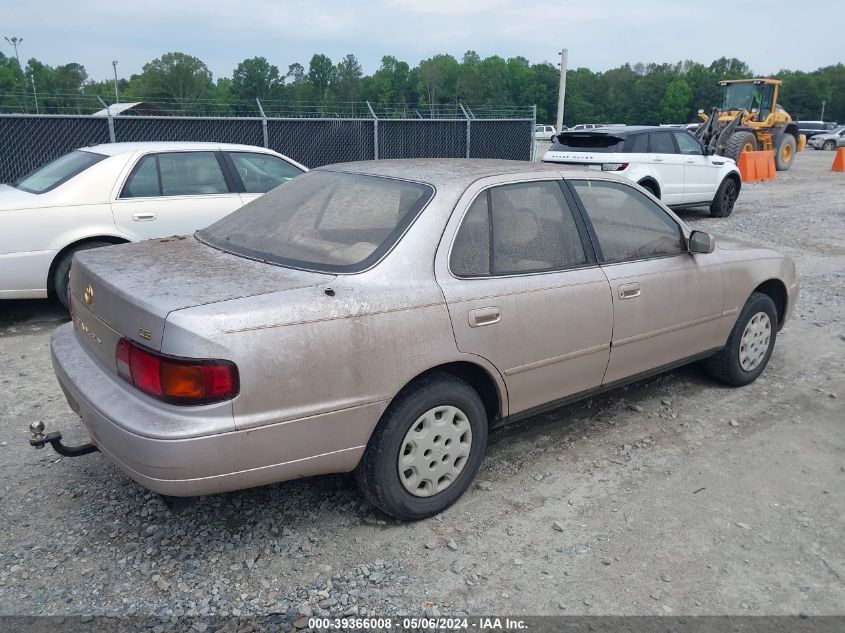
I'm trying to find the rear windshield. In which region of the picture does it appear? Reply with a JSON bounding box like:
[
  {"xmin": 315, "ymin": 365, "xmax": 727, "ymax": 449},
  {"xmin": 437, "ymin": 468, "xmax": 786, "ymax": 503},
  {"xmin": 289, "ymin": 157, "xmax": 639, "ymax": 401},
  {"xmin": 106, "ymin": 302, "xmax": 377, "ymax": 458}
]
[
  {"xmin": 197, "ymin": 171, "xmax": 434, "ymax": 273},
  {"xmin": 551, "ymin": 133, "xmax": 625, "ymax": 153},
  {"xmin": 14, "ymin": 150, "xmax": 106, "ymax": 194}
]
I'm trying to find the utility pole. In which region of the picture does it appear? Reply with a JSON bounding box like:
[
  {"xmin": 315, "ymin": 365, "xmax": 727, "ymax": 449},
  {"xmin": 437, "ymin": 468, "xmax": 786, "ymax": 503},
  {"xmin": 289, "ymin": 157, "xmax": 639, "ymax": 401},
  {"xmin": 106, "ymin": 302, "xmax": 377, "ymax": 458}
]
[
  {"xmin": 112, "ymin": 60, "xmax": 119, "ymax": 104},
  {"xmin": 556, "ymin": 48, "xmax": 568, "ymax": 132},
  {"xmin": 30, "ymin": 74, "xmax": 38, "ymax": 114},
  {"xmin": 821, "ymin": 100, "xmax": 827, "ymax": 121}
]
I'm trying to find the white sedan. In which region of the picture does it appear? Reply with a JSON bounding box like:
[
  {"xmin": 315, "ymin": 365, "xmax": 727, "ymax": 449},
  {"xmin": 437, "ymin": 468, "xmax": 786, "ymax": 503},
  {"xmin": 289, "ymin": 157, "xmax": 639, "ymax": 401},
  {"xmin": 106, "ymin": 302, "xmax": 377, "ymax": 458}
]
[{"xmin": 0, "ymin": 142, "xmax": 306, "ymax": 305}]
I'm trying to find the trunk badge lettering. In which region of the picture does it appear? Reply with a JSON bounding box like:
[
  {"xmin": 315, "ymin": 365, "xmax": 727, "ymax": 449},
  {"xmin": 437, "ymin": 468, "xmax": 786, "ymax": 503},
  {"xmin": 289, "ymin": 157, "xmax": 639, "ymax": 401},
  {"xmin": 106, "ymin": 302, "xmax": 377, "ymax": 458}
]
[
  {"xmin": 84, "ymin": 284, "xmax": 94, "ymax": 304},
  {"xmin": 73, "ymin": 316, "xmax": 102, "ymax": 345},
  {"xmin": 139, "ymin": 329, "xmax": 152, "ymax": 340}
]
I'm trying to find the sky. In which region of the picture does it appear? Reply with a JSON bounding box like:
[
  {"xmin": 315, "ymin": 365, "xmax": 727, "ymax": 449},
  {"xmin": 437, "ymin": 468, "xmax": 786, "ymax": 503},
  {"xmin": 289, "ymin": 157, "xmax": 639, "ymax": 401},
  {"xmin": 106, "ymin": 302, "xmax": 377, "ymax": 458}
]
[{"xmin": 3, "ymin": 0, "xmax": 843, "ymax": 82}]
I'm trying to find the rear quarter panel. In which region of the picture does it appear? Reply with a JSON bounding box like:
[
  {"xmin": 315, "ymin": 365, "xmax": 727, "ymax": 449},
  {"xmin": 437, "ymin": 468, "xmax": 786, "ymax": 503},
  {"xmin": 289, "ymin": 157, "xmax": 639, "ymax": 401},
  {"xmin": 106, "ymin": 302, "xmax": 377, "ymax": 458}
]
[{"xmin": 161, "ymin": 276, "xmax": 474, "ymax": 462}]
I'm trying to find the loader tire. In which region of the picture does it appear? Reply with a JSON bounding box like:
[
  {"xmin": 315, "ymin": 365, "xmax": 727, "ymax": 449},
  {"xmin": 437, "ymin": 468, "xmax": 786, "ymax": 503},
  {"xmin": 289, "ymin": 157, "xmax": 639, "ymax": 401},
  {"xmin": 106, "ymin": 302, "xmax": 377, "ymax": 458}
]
[
  {"xmin": 774, "ymin": 134, "xmax": 796, "ymax": 171},
  {"xmin": 724, "ymin": 131, "xmax": 758, "ymax": 162}
]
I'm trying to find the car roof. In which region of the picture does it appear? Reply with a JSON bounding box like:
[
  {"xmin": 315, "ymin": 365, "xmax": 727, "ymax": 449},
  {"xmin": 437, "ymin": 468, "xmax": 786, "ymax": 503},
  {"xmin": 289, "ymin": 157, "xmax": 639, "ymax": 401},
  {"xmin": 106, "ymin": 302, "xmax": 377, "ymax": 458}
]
[
  {"xmin": 559, "ymin": 125, "xmax": 666, "ymax": 138},
  {"xmin": 316, "ymin": 158, "xmax": 587, "ymax": 189},
  {"xmin": 80, "ymin": 142, "xmax": 278, "ymax": 156}
]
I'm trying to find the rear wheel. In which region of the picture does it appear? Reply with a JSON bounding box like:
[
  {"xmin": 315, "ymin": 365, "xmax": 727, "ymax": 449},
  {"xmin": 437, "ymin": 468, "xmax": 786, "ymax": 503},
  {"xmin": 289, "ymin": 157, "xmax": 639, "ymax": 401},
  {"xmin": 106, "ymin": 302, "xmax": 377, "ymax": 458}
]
[
  {"xmin": 774, "ymin": 134, "xmax": 796, "ymax": 171},
  {"xmin": 638, "ymin": 180, "xmax": 659, "ymax": 198},
  {"xmin": 355, "ymin": 372, "xmax": 488, "ymax": 521},
  {"xmin": 724, "ymin": 131, "xmax": 758, "ymax": 162},
  {"xmin": 52, "ymin": 242, "xmax": 114, "ymax": 308},
  {"xmin": 709, "ymin": 176, "xmax": 739, "ymax": 218},
  {"xmin": 704, "ymin": 292, "xmax": 777, "ymax": 386},
  {"xmin": 823, "ymin": 140, "xmax": 836, "ymax": 151}
]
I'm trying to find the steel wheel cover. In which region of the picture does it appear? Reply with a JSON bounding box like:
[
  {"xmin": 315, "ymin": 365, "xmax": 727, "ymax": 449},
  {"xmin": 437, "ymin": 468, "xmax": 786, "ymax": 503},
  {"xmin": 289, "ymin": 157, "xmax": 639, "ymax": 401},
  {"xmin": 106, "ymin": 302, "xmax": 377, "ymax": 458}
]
[
  {"xmin": 739, "ymin": 312, "xmax": 771, "ymax": 371},
  {"xmin": 398, "ymin": 405, "xmax": 472, "ymax": 497}
]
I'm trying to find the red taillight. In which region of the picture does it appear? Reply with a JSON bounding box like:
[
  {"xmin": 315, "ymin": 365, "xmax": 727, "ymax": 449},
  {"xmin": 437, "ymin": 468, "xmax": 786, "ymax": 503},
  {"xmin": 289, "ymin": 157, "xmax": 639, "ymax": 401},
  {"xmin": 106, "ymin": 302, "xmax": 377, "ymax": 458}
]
[{"xmin": 115, "ymin": 338, "xmax": 239, "ymax": 405}]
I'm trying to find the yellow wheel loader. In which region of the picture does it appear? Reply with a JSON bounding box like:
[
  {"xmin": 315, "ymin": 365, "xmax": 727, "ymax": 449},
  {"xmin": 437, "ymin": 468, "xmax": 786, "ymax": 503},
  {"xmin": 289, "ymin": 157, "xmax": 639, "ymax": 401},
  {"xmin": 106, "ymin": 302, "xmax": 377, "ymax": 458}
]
[{"xmin": 695, "ymin": 78, "xmax": 806, "ymax": 171}]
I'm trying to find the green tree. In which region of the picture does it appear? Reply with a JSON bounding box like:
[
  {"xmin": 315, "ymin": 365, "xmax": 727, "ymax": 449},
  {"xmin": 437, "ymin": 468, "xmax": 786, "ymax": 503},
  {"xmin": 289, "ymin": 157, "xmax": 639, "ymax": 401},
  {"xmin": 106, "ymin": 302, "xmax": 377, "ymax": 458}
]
[
  {"xmin": 231, "ymin": 56, "xmax": 281, "ymax": 103},
  {"xmin": 128, "ymin": 52, "xmax": 214, "ymax": 110},
  {"xmin": 334, "ymin": 53, "xmax": 363, "ymax": 107},
  {"xmin": 659, "ymin": 78, "xmax": 693, "ymax": 123},
  {"xmin": 307, "ymin": 54, "xmax": 334, "ymax": 104}
]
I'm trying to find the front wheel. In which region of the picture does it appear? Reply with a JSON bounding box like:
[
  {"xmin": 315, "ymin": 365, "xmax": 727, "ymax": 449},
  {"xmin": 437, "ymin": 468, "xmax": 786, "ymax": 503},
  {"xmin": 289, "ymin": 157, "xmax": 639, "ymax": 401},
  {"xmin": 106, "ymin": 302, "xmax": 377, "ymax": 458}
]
[
  {"xmin": 703, "ymin": 292, "xmax": 777, "ymax": 386},
  {"xmin": 355, "ymin": 372, "xmax": 488, "ymax": 521},
  {"xmin": 774, "ymin": 134, "xmax": 796, "ymax": 171},
  {"xmin": 823, "ymin": 140, "xmax": 836, "ymax": 151},
  {"xmin": 709, "ymin": 177, "xmax": 739, "ymax": 218}
]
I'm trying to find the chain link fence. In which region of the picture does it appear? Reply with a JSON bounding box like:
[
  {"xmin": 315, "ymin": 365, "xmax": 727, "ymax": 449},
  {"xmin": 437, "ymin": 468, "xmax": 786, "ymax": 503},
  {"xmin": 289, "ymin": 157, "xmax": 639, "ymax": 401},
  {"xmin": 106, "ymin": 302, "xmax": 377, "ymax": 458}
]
[{"xmin": 0, "ymin": 104, "xmax": 535, "ymax": 184}]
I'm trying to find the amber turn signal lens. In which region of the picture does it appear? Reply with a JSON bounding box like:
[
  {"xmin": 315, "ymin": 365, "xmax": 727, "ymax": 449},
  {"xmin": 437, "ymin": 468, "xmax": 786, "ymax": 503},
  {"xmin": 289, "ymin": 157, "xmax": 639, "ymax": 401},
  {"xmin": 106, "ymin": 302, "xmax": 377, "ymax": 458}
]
[{"xmin": 161, "ymin": 363, "xmax": 205, "ymax": 398}]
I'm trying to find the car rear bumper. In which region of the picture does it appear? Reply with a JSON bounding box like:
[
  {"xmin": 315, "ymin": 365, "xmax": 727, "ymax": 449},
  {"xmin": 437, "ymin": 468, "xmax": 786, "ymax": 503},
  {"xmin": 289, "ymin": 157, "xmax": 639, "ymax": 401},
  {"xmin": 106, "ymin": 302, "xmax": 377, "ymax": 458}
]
[{"xmin": 51, "ymin": 323, "xmax": 371, "ymax": 497}]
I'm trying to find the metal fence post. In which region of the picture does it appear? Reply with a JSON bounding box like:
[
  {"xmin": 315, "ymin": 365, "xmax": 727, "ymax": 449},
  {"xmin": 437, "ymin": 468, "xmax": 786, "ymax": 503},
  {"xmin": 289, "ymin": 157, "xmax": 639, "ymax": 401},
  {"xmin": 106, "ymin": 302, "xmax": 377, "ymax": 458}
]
[
  {"xmin": 366, "ymin": 101, "xmax": 378, "ymax": 160},
  {"xmin": 459, "ymin": 103, "xmax": 471, "ymax": 158},
  {"xmin": 256, "ymin": 98, "xmax": 269, "ymax": 148},
  {"xmin": 97, "ymin": 96, "xmax": 116, "ymax": 143},
  {"xmin": 531, "ymin": 104, "xmax": 537, "ymax": 162}
]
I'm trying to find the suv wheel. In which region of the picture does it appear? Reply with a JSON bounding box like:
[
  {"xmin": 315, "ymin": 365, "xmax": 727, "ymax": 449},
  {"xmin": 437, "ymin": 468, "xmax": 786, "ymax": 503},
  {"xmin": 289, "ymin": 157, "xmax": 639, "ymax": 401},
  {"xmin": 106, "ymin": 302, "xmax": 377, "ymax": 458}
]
[
  {"xmin": 638, "ymin": 181, "xmax": 659, "ymax": 198},
  {"xmin": 355, "ymin": 372, "xmax": 488, "ymax": 521},
  {"xmin": 703, "ymin": 292, "xmax": 777, "ymax": 386},
  {"xmin": 709, "ymin": 177, "xmax": 738, "ymax": 218}
]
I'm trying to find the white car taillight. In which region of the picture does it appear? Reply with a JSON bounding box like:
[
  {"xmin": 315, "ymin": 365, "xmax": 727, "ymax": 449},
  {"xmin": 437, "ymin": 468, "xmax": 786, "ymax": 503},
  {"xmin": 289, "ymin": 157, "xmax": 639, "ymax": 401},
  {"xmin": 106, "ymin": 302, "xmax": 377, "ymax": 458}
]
[{"xmin": 601, "ymin": 163, "xmax": 629, "ymax": 171}]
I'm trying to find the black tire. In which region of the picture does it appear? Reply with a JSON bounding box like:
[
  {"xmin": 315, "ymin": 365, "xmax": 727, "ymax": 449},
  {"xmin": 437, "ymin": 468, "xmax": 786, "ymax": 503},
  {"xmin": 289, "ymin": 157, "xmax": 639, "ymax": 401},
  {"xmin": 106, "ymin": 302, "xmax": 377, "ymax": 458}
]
[
  {"xmin": 52, "ymin": 241, "xmax": 114, "ymax": 308},
  {"xmin": 774, "ymin": 134, "xmax": 797, "ymax": 171},
  {"xmin": 638, "ymin": 180, "xmax": 659, "ymax": 198},
  {"xmin": 709, "ymin": 176, "xmax": 739, "ymax": 218},
  {"xmin": 355, "ymin": 372, "xmax": 489, "ymax": 521},
  {"xmin": 823, "ymin": 140, "xmax": 836, "ymax": 151},
  {"xmin": 704, "ymin": 292, "xmax": 778, "ymax": 387},
  {"xmin": 724, "ymin": 131, "xmax": 758, "ymax": 162}
]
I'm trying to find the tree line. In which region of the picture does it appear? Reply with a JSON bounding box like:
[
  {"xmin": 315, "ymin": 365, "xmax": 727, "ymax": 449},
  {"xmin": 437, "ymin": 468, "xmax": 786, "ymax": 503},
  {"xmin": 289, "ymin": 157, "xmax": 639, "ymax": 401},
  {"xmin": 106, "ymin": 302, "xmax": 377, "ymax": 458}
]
[{"xmin": 1, "ymin": 50, "xmax": 843, "ymax": 124}]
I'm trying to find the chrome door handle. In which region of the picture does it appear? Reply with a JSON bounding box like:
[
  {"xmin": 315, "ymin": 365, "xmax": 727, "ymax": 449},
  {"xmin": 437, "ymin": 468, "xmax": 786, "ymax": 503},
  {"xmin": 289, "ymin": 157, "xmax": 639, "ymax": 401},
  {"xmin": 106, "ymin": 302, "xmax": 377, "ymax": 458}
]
[
  {"xmin": 468, "ymin": 307, "xmax": 501, "ymax": 327},
  {"xmin": 686, "ymin": 159, "xmax": 696, "ymax": 164},
  {"xmin": 618, "ymin": 283, "xmax": 641, "ymax": 300},
  {"xmin": 132, "ymin": 212, "xmax": 157, "ymax": 221},
  {"xmin": 652, "ymin": 157, "xmax": 663, "ymax": 162}
]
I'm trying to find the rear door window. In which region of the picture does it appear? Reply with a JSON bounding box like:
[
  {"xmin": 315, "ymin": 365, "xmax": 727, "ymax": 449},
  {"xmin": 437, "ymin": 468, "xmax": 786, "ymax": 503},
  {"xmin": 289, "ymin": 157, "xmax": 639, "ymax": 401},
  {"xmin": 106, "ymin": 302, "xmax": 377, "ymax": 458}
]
[
  {"xmin": 451, "ymin": 181, "xmax": 587, "ymax": 276},
  {"xmin": 158, "ymin": 152, "xmax": 229, "ymax": 196},
  {"xmin": 649, "ymin": 133, "xmax": 676, "ymax": 154},
  {"xmin": 121, "ymin": 155, "xmax": 161, "ymax": 198},
  {"xmin": 629, "ymin": 134, "xmax": 648, "ymax": 153}
]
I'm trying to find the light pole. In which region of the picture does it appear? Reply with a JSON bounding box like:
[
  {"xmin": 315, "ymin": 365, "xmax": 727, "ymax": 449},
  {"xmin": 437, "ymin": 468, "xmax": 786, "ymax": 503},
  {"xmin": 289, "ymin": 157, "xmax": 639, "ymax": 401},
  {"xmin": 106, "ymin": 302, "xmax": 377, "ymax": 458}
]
[
  {"xmin": 30, "ymin": 74, "xmax": 38, "ymax": 114},
  {"xmin": 556, "ymin": 48, "xmax": 568, "ymax": 133},
  {"xmin": 112, "ymin": 60, "xmax": 119, "ymax": 104},
  {"xmin": 821, "ymin": 100, "xmax": 827, "ymax": 121},
  {"xmin": 5, "ymin": 36, "xmax": 28, "ymax": 112}
]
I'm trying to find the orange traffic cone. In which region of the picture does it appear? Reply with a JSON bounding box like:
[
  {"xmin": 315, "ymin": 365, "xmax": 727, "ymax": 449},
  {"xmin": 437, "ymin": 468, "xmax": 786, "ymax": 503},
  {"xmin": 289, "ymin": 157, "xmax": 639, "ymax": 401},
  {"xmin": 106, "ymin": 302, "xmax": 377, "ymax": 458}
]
[{"xmin": 833, "ymin": 147, "xmax": 845, "ymax": 172}]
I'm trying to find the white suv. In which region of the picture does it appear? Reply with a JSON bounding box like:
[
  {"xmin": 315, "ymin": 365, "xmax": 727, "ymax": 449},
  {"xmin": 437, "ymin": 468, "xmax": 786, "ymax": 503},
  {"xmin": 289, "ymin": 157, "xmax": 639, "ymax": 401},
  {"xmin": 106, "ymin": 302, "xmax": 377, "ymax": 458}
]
[
  {"xmin": 534, "ymin": 124, "xmax": 557, "ymax": 140},
  {"xmin": 543, "ymin": 126, "xmax": 742, "ymax": 217}
]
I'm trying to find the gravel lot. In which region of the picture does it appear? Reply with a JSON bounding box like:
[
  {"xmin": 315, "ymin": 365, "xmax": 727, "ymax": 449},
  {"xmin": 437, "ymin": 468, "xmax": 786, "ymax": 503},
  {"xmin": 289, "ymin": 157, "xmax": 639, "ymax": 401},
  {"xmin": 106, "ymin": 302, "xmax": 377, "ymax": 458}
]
[{"xmin": 1, "ymin": 150, "xmax": 844, "ymax": 626}]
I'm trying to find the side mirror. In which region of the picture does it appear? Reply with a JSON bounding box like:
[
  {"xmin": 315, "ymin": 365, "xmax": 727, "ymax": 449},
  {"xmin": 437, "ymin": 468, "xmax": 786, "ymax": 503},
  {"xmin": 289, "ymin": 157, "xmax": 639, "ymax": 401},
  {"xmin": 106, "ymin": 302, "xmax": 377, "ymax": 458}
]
[
  {"xmin": 704, "ymin": 145, "xmax": 716, "ymax": 156},
  {"xmin": 688, "ymin": 230, "xmax": 715, "ymax": 254}
]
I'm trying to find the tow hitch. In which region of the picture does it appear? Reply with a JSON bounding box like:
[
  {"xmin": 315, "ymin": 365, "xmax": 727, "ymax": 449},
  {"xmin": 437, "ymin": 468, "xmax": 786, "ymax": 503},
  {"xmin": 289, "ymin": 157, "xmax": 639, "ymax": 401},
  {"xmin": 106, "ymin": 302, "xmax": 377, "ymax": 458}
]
[{"xmin": 29, "ymin": 421, "xmax": 99, "ymax": 457}]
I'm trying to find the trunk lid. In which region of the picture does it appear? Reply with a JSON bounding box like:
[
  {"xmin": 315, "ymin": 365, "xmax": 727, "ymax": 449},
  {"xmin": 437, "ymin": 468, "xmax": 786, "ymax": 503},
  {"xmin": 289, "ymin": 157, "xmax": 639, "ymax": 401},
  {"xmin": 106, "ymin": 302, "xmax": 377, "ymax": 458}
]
[{"xmin": 69, "ymin": 236, "xmax": 334, "ymax": 358}]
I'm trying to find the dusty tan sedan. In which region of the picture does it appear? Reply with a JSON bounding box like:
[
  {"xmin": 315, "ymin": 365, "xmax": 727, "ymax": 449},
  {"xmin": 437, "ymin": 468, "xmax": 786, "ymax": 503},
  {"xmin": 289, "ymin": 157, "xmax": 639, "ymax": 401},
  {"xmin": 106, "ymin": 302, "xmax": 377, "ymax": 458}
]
[{"xmin": 42, "ymin": 160, "xmax": 797, "ymax": 520}]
